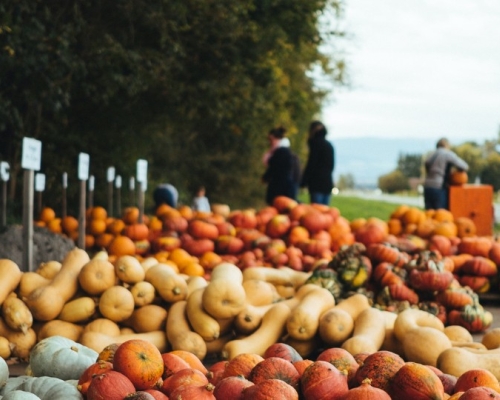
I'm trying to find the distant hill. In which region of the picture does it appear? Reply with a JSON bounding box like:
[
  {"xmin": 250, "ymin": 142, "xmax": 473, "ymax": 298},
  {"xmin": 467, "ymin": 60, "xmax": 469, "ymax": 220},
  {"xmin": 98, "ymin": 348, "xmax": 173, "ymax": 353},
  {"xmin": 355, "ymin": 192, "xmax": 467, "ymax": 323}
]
[{"xmin": 331, "ymin": 137, "xmax": 436, "ymax": 188}]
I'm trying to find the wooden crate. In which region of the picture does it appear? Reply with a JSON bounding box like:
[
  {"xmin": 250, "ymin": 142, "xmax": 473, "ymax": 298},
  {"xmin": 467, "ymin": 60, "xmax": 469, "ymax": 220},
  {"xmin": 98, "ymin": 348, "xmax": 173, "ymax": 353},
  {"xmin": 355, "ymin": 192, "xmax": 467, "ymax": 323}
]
[{"xmin": 449, "ymin": 184, "xmax": 494, "ymax": 236}]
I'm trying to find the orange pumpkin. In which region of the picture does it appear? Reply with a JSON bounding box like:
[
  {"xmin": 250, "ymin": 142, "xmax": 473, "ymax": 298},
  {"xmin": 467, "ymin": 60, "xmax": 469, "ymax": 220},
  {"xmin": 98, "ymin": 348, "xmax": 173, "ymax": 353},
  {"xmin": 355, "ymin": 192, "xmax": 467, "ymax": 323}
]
[
  {"xmin": 187, "ymin": 219, "xmax": 219, "ymax": 240},
  {"xmin": 61, "ymin": 215, "xmax": 79, "ymax": 234},
  {"xmin": 242, "ymin": 378, "xmax": 298, "ymax": 400},
  {"xmin": 300, "ymin": 360, "xmax": 348, "ymax": 400},
  {"xmin": 87, "ymin": 371, "xmax": 136, "ymax": 400},
  {"xmin": 108, "ymin": 235, "xmax": 136, "ymax": 257},
  {"xmin": 77, "ymin": 360, "xmax": 114, "ymax": 396},
  {"xmin": 90, "ymin": 206, "xmax": 108, "ymax": 220},
  {"xmin": 169, "ymin": 383, "xmax": 216, "ymax": 399},
  {"xmin": 389, "ymin": 362, "xmax": 444, "ymax": 399},
  {"xmin": 123, "ymin": 223, "xmax": 149, "ymax": 241},
  {"xmin": 160, "ymin": 368, "xmax": 209, "ymax": 397},
  {"xmin": 113, "ymin": 339, "xmax": 164, "ymax": 390},
  {"xmin": 454, "ymin": 368, "xmax": 500, "ymax": 393},
  {"xmin": 449, "ymin": 170, "xmax": 468, "ymax": 186},
  {"xmin": 272, "ymin": 196, "xmax": 298, "ymax": 213},
  {"xmin": 354, "ymin": 350, "xmax": 405, "ymax": 392},
  {"xmin": 316, "ymin": 347, "xmax": 359, "ymax": 387},
  {"xmin": 39, "ymin": 207, "xmax": 56, "ymax": 223},
  {"xmin": 161, "ymin": 352, "xmax": 191, "ymax": 379},
  {"xmin": 122, "ymin": 207, "xmax": 140, "ymax": 224},
  {"xmin": 223, "ymin": 353, "xmax": 264, "ymax": 380},
  {"xmin": 248, "ymin": 357, "xmax": 300, "ymax": 390}
]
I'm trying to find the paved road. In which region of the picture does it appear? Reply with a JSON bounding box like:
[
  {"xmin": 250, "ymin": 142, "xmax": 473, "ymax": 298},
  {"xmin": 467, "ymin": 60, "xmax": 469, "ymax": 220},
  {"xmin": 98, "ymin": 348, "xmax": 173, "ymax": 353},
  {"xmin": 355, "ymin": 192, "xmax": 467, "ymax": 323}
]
[{"xmin": 340, "ymin": 190, "xmax": 500, "ymax": 224}]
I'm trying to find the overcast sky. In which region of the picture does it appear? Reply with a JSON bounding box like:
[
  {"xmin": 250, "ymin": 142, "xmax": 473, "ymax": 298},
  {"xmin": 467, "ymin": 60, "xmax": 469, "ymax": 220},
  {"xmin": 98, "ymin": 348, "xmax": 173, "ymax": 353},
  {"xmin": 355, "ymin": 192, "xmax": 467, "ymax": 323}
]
[{"xmin": 320, "ymin": 0, "xmax": 500, "ymax": 143}]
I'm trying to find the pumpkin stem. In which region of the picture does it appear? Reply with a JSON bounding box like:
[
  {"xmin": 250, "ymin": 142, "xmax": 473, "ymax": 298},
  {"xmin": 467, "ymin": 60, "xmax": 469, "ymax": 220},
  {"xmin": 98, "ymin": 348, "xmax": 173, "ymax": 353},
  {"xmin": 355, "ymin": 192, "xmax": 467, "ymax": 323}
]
[
  {"xmin": 70, "ymin": 345, "xmax": 79, "ymax": 353},
  {"xmin": 361, "ymin": 378, "xmax": 372, "ymax": 385}
]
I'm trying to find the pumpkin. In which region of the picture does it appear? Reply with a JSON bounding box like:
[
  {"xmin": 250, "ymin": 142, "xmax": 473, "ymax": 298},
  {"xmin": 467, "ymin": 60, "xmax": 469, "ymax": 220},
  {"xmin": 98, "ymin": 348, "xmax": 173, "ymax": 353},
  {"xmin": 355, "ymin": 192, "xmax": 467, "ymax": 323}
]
[
  {"xmin": 454, "ymin": 368, "xmax": 500, "ymax": 393},
  {"xmin": 78, "ymin": 258, "xmax": 117, "ymax": 296},
  {"xmin": 340, "ymin": 378, "xmax": 392, "ymax": 399},
  {"xmin": 108, "ymin": 235, "xmax": 137, "ymax": 257},
  {"xmin": 366, "ymin": 243, "xmax": 410, "ymax": 267},
  {"xmin": 459, "ymin": 387, "xmax": 500, "ymax": 399},
  {"xmin": 249, "ymin": 356, "xmax": 300, "ymax": 390},
  {"xmin": 160, "ymin": 368, "xmax": 209, "ymax": 396},
  {"xmin": 448, "ymin": 169, "xmax": 468, "ymax": 185},
  {"xmin": 242, "ymin": 379, "xmax": 299, "ymax": 400},
  {"xmin": 214, "ymin": 376, "xmax": 254, "ymax": 400},
  {"xmin": 300, "ymin": 360, "xmax": 349, "ymax": 400},
  {"xmin": 125, "ymin": 391, "xmax": 156, "ymax": 400},
  {"xmin": 461, "ymin": 256, "xmax": 498, "ymax": 277},
  {"xmin": 389, "ymin": 362, "xmax": 445, "ymax": 400},
  {"xmin": 97, "ymin": 343, "xmax": 121, "ymax": 363},
  {"xmin": 84, "ymin": 318, "xmax": 121, "ymax": 337},
  {"xmin": 316, "ymin": 347, "xmax": 359, "ymax": 387},
  {"xmin": 77, "ymin": 360, "xmax": 114, "ymax": 396},
  {"xmin": 187, "ymin": 219, "xmax": 219, "ymax": 240},
  {"xmin": 142, "ymin": 389, "xmax": 169, "ymax": 400},
  {"xmin": 87, "ymin": 371, "xmax": 136, "ymax": 400},
  {"xmin": 99, "ymin": 285, "xmax": 135, "ymax": 322},
  {"xmin": 29, "ymin": 335, "xmax": 99, "ymax": 381},
  {"xmin": 113, "ymin": 339, "xmax": 164, "ymax": 390},
  {"xmin": 130, "ymin": 281, "xmax": 156, "ymax": 307},
  {"xmin": 222, "ymin": 353, "xmax": 264, "ymax": 379},
  {"xmin": 207, "ymin": 360, "xmax": 228, "ymax": 386},
  {"xmin": 447, "ymin": 304, "xmax": 493, "ymax": 333},
  {"xmin": 354, "ymin": 350, "xmax": 405, "ymax": 392},
  {"xmin": 263, "ymin": 342, "xmax": 303, "ymax": 363},
  {"xmin": 161, "ymin": 352, "xmax": 191, "ymax": 379},
  {"xmin": 458, "ymin": 237, "xmax": 492, "ymax": 258},
  {"xmin": 168, "ymin": 349, "xmax": 209, "ymax": 374},
  {"xmin": 123, "ymin": 223, "xmax": 149, "ymax": 241}
]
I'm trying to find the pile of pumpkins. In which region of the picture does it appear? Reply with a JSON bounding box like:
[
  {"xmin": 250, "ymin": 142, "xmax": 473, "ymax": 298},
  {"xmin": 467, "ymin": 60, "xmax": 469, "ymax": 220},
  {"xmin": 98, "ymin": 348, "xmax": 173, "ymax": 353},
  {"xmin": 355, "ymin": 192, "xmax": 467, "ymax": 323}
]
[{"xmin": 1, "ymin": 335, "xmax": 500, "ymax": 399}]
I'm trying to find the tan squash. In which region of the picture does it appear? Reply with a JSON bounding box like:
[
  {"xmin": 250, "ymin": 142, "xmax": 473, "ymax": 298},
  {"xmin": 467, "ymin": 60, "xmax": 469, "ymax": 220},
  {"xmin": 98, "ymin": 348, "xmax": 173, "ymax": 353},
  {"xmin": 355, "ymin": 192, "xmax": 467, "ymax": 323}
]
[
  {"xmin": 79, "ymin": 330, "xmax": 168, "ymax": 353},
  {"xmin": 393, "ymin": 308, "xmax": 445, "ymax": 341},
  {"xmin": 380, "ymin": 310, "xmax": 405, "ymax": 356},
  {"xmin": 437, "ymin": 346, "xmax": 500, "ymax": 379},
  {"xmin": 222, "ymin": 302, "xmax": 292, "ymax": 360},
  {"xmin": 186, "ymin": 287, "xmax": 221, "ymax": 341},
  {"xmin": 274, "ymin": 284, "xmax": 296, "ymax": 299},
  {"xmin": 403, "ymin": 326, "xmax": 452, "ymax": 367},
  {"xmin": 78, "ymin": 259, "xmax": 116, "ymax": 296},
  {"xmin": 286, "ymin": 287, "xmax": 335, "ymax": 340},
  {"xmin": 277, "ymin": 266, "xmax": 312, "ymax": 288},
  {"xmin": 37, "ymin": 319, "xmax": 84, "ymax": 342},
  {"xmin": 341, "ymin": 307, "xmax": 386, "ymax": 355},
  {"xmin": 98, "ymin": 285, "xmax": 135, "ymax": 322},
  {"xmin": 130, "ymin": 281, "xmax": 156, "ymax": 307},
  {"xmin": 444, "ymin": 325, "xmax": 474, "ymax": 343},
  {"xmin": 140, "ymin": 256, "xmax": 159, "ymax": 274},
  {"xmin": 0, "ymin": 336, "xmax": 11, "ymax": 359},
  {"xmin": 318, "ymin": 308, "xmax": 354, "ymax": 346},
  {"xmin": 18, "ymin": 272, "xmax": 51, "ymax": 299},
  {"xmin": 0, "ymin": 317, "xmax": 37, "ymax": 361},
  {"xmin": 186, "ymin": 276, "xmax": 208, "ymax": 296},
  {"xmin": 234, "ymin": 283, "xmax": 320, "ymax": 335},
  {"xmin": 25, "ymin": 248, "xmax": 90, "ymax": 321},
  {"xmin": 83, "ymin": 318, "xmax": 121, "ymax": 337},
  {"xmin": 114, "ymin": 255, "xmax": 145, "ymax": 284},
  {"xmin": 334, "ymin": 293, "xmax": 372, "ymax": 320},
  {"xmin": 1, "ymin": 293, "xmax": 33, "ymax": 334},
  {"xmin": 35, "ymin": 260, "xmax": 62, "ymax": 279},
  {"xmin": 285, "ymin": 335, "xmax": 323, "ymax": 358},
  {"xmin": 166, "ymin": 300, "xmax": 207, "ymax": 360},
  {"xmin": 242, "ymin": 266, "xmax": 310, "ymax": 288},
  {"xmin": 0, "ymin": 259, "xmax": 23, "ymax": 305},
  {"xmin": 481, "ymin": 328, "xmax": 500, "ymax": 350},
  {"xmin": 205, "ymin": 333, "xmax": 235, "ymax": 355},
  {"xmin": 58, "ymin": 297, "xmax": 96, "ymax": 323},
  {"xmin": 125, "ymin": 304, "xmax": 168, "ymax": 333},
  {"xmin": 120, "ymin": 327, "xmax": 135, "ymax": 335},
  {"xmin": 145, "ymin": 264, "xmax": 188, "ymax": 303},
  {"xmin": 242, "ymin": 279, "xmax": 279, "ymax": 306},
  {"xmin": 202, "ymin": 263, "xmax": 246, "ymax": 319}
]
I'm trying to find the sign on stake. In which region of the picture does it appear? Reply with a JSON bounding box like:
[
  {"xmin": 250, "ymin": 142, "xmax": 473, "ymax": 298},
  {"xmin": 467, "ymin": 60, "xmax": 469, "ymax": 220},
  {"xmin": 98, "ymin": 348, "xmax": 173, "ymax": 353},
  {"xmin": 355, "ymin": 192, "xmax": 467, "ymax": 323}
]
[
  {"xmin": 136, "ymin": 159, "xmax": 148, "ymax": 223},
  {"xmin": 115, "ymin": 175, "xmax": 122, "ymax": 218},
  {"xmin": 77, "ymin": 153, "xmax": 90, "ymax": 250},
  {"xmin": 88, "ymin": 175, "xmax": 95, "ymax": 209},
  {"xmin": 62, "ymin": 172, "xmax": 68, "ymax": 219},
  {"xmin": 22, "ymin": 137, "xmax": 42, "ymax": 272},
  {"xmin": 107, "ymin": 167, "xmax": 115, "ymax": 217},
  {"xmin": 35, "ymin": 173, "xmax": 45, "ymax": 217},
  {"xmin": 0, "ymin": 161, "xmax": 9, "ymax": 227}
]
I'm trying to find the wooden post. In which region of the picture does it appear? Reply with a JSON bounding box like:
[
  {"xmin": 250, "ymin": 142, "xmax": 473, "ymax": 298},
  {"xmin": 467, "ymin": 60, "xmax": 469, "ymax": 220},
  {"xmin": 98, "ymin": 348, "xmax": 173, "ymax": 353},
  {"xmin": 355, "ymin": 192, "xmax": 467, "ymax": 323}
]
[
  {"xmin": 129, "ymin": 177, "xmax": 135, "ymax": 206},
  {"xmin": 78, "ymin": 179, "xmax": 86, "ymax": 249},
  {"xmin": 62, "ymin": 172, "xmax": 68, "ymax": 219},
  {"xmin": 137, "ymin": 181, "xmax": 144, "ymax": 224},
  {"xmin": 23, "ymin": 169, "xmax": 34, "ymax": 272},
  {"xmin": 1, "ymin": 180, "xmax": 6, "ymax": 227}
]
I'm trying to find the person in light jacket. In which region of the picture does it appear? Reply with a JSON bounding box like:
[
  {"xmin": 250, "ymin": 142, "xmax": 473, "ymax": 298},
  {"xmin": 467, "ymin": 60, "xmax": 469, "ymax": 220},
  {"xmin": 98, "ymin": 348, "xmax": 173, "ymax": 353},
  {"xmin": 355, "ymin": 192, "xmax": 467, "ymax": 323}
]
[{"xmin": 423, "ymin": 137, "xmax": 469, "ymax": 210}]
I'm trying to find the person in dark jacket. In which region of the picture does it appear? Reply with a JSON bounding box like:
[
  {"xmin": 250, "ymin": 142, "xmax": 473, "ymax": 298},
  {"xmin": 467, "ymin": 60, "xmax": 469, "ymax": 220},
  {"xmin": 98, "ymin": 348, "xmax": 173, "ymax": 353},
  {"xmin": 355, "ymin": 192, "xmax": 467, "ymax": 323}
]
[
  {"xmin": 301, "ymin": 120, "xmax": 335, "ymax": 205},
  {"xmin": 262, "ymin": 127, "xmax": 296, "ymax": 205}
]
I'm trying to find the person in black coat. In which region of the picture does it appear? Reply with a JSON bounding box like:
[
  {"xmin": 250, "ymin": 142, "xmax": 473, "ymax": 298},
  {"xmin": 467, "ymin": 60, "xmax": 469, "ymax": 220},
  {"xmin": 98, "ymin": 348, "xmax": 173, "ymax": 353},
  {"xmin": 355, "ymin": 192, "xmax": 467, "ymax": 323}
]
[
  {"xmin": 300, "ymin": 121, "xmax": 335, "ymax": 205},
  {"xmin": 262, "ymin": 127, "xmax": 296, "ymax": 205}
]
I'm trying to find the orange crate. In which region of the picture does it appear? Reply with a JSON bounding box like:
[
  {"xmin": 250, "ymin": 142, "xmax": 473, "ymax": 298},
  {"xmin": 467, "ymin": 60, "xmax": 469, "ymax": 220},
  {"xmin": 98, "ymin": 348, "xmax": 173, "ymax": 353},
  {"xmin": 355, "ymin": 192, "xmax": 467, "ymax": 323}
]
[{"xmin": 449, "ymin": 184, "xmax": 494, "ymax": 236}]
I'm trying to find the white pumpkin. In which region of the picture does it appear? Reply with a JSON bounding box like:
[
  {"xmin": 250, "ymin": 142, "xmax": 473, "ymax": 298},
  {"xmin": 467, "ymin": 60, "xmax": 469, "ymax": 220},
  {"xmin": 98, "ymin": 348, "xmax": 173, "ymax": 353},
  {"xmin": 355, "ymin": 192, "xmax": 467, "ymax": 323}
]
[
  {"xmin": 0, "ymin": 356, "xmax": 9, "ymax": 389},
  {"xmin": 28, "ymin": 336, "xmax": 97, "ymax": 381},
  {"xmin": 1, "ymin": 376, "xmax": 82, "ymax": 399},
  {"xmin": 2, "ymin": 390, "xmax": 42, "ymax": 399}
]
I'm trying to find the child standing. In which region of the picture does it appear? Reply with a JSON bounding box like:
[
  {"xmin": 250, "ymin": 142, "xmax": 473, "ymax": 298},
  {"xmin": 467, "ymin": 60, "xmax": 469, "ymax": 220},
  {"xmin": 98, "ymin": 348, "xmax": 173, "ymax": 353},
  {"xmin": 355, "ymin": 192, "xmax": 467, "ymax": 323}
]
[{"xmin": 192, "ymin": 186, "xmax": 211, "ymax": 212}]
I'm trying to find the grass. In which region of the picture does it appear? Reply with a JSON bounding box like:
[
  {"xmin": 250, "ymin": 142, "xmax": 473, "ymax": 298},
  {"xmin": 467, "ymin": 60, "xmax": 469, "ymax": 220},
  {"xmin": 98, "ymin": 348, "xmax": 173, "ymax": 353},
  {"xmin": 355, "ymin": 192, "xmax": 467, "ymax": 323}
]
[{"xmin": 329, "ymin": 195, "xmax": 403, "ymax": 222}]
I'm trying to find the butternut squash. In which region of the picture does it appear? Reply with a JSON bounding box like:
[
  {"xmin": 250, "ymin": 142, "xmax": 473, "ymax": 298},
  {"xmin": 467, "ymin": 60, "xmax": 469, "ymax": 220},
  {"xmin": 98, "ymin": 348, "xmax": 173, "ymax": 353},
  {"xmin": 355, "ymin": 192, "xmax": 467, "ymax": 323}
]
[
  {"xmin": 277, "ymin": 267, "xmax": 312, "ymax": 288},
  {"xmin": 145, "ymin": 264, "xmax": 188, "ymax": 303},
  {"xmin": 166, "ymin": 300, "xmax": 207, "ymax": 360},
  {"xmin": 334, "ymin": 293, "xmax": 372, "ymax": 320},
  {"xmin": 77, "ymin": 259, "xmax": 116, "ymax": 296},
  {"xmin": 35, "ymin": 260, "xmax": 62, "ymax": 279},
  {"xmin": 242, "ymin": 279, "xmax": 279, "ymax": 306},
  {"xmin": 140, "ymin": 256, "xmax": 159, "ymax": 273},
  {"xmin": 393, "ymin": 308, "xmax": 444, "ymax": 341},
  {"xmin": 58, "ymin": 297, "xmax": 96, "ymax": 323},
  {"xmin": 114, "ymin": 255, "xmax": 145, "ymax": 284},
  {"xmin": 1, "ymin": 293, "xmax": 33, "ymax": 334},
  {"xmin": 234, "ymin": 283, "xmax": 320, "ymax": 335},
  {"xmin": 437, "ymin": 346, "xmax": 500, "ymax": 379},
  {"xmin": 482, "ymin": 328, "xmax": 500, "ymax": 350},
  {"xmin": 25, "ymin": 248, "xmax": 90, "ymax": 321},
  {"xmin": 380, "ymin": 310, "xmax": 405, "ymax": 356},
  {"xmin": 341, "ymin": 307, "xmax": 386, "ymax": 355},
  {"xmin": 80, "ymin": 330, "xmax": 168, "ymax": 353},
  {"xmin": 37, "ymin": 320, "xmax": 84, "ymax": 342},
  {"xmin": 286, "ymin": 287, "xmax": 335, "ymax": 340},
  {"xmin": 242, "ymin": 266, "xmax": 309, "ymax": 288},
  {"xmin": 202, "ymin": 263, "xmax": 246, "ymax": 319},
  {"xmin": 284, "ymin": 335, "xmax": 323, "ymax": 358},
  {"xmin": 0, "ymin": 317, "xmax": 37, "ymax": 361},
  {"xmin": 125, "ymin": 304, "xmax": 167, "ymax": 333},
  {"xmin": 82, "ymin": 318, "xmax": 121, "ymax": 337},
  {"xmin": 318, "ymin": 308, "xmax": 354, "ymax": 346},
  {"xmin": 98, "ymin": 285, "xmax": 135, "ymax": 322},
  {"xmin": 0, "ymin": 336, "xmax": 11, "ymax": 359},
  {"xmin": 18, "ymin": 272, "xmax": 51, "ymax": 299},
  {"xmin": 0, "ymin": 259, "xmax": 23, "ymax": 305},
  {"xmin": 130, "ymin": 281, "xmax": 156, "ymax": 307},
  {"xmin": 222, "ymin": 302, "xmax": 292, "ymax": 360},
  {"xmin": 205, "ymin": 333, "xmax": 235, "ymax": 355},
  {"xmin": 186, "ymin": 287, "xmax": 221, "ymax": 341},
  {"xmin": 444, "ymin": 325, "xmax": 474, "ymax": 343},
  {"xmin": 186, "ymin": 275, "xmax": 208, "ymax": 296}
]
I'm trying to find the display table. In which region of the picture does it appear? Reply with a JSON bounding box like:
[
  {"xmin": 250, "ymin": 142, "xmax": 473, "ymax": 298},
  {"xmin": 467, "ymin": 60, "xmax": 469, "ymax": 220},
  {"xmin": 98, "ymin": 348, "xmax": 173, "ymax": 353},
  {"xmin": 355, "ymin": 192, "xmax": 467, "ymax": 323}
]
[{"xmin": 449, "ymin": 184, "xmax": 494, "ymax": 236}]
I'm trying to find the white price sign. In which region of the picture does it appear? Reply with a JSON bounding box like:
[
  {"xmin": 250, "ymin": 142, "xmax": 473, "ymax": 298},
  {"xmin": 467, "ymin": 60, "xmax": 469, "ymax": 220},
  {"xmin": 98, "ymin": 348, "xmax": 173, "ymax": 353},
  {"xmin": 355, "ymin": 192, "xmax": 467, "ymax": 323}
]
[
  {"xmin": 115, "ymin": 175, "xmax": 122, "ymax": 189},
  {"xmin": 35, "ymin": 173, "xmax": 46, "ymax": 192},
  {"xmin": 62, "ymin": 172, "xmax": 68, "ymax": 188},
  {"xmin": 129, "ymin": 177, "xmax": 135, "ymax": 190},
  {"xmin": 0, "ymin": 162, "xmax": 9, "ymax": 181},
  {"xmin": 78, "ymin": 153, "xmax": 90, "ymax": 181},
  {"xmin": 136, "ymin": 159, "xmax": 148, "ymax": 183},
  {"xmin": 107, "ymin": 167, "xmax": 115, "ymax": 182},
  {"xmin": 21, "ymin": 137, "xmax": 42, "ymax": 171},
  {"xmin": 88, "ymin": 175, "xmax": 95, "ymax": 191}
]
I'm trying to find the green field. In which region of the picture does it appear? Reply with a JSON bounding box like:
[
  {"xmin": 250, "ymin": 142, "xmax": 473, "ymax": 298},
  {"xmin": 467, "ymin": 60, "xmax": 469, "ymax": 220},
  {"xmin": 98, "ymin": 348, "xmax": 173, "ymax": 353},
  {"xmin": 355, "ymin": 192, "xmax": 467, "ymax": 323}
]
[{"xmin": 329, "ymin": 195, "xmax": 405, "ymax": 222}]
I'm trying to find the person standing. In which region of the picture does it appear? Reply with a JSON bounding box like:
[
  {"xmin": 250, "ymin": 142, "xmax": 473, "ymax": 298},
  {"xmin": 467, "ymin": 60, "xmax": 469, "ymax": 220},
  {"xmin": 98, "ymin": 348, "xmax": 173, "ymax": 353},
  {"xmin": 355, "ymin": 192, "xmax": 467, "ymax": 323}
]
[
  {"xmin": 191, "ymin": 186, "xmax": 211, "ymax": 212},
  {"xmin": 262, "ymin": 127, "xmax": 296, "ymax": 205},
  {"xmin": 153, "ymin": 183, "xmax": 178, "ymax": 209},
  {"xmin": 300, "ymin": 120, "xmax": 335, "ymax": 205},
  {"xmin": 423, "ymin": 137, "xmax": 469, "ymax": 210}
]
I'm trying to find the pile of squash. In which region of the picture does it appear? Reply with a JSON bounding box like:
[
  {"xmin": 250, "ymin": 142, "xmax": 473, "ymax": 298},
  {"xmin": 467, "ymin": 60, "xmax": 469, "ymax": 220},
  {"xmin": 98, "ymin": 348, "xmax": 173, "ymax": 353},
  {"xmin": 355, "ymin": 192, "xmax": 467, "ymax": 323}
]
[{"xmin": 2, "ymin": 334, "xmax": 500, "ymax": 399}]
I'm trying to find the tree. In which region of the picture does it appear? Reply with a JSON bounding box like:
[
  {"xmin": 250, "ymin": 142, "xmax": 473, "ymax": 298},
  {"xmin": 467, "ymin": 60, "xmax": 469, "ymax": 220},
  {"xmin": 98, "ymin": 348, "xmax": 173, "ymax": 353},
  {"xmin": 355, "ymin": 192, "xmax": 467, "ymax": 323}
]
[
  {"xmin": 337, "ymin": 173, "xmax": 355, "ymax": 190},
  {"xmin": 397, "ymin": 153, "xmax": 422, "ymax": 178},
  {"xmin": 453, "ymin": 142, "xmax": 487, "ymax": 183},
  {"xmin": 480, "ymin": 152, "xmax": 500, "ymax": 191},
  {"xmin": 378, "ymin": 170, "xmax": 409, "ymax": 193}
]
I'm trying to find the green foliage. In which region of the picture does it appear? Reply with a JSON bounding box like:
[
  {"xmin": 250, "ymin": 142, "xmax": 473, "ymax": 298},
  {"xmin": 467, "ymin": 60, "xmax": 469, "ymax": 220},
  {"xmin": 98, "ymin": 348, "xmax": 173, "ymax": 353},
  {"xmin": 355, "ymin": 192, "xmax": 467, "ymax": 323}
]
[
  {"xmin": 453, "ymin": 142, "xmax": 487, "ymax": 183},
  {"xmin": 378, "ymin": 170, "xmax": 409, "ymax": 193},
  {"xmin": 480, "ymin": 152, "xmax": 500, "ymax": 191},
  {"xmin": 397, "ymin": 153, "xmax": 422, "ymax": 178},
  {"xmin": 337, "ymin": 173, "xmax": 355, "ymax": 190},
  {"xmin": 0, "ymin": 0, "xmax": 347, "ymax": 215}
]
